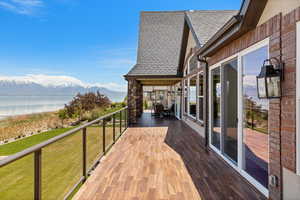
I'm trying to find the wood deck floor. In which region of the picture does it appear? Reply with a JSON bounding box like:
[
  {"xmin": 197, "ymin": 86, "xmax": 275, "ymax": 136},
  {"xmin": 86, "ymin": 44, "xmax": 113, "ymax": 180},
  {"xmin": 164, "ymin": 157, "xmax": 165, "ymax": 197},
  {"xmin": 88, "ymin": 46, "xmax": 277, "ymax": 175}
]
[{"xmin": 73, "ymin": 113, "xmax": 266, "ymax": 200}]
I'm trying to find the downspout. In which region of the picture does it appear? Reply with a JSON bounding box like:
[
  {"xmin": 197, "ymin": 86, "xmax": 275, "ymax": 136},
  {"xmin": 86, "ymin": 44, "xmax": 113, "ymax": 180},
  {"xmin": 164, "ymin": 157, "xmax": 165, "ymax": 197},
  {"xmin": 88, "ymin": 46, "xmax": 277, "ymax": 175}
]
[{"xmin": 197, "ymin": 56, "xmax": 209, "ymax": 149}]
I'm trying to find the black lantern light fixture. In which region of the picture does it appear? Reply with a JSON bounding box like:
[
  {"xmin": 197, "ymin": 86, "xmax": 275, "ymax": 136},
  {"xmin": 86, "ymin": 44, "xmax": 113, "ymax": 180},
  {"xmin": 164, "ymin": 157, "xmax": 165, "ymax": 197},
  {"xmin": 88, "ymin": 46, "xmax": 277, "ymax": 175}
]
[{"xmin": 256, "ymin": 57, "xmax": 284, "ymax": 99}]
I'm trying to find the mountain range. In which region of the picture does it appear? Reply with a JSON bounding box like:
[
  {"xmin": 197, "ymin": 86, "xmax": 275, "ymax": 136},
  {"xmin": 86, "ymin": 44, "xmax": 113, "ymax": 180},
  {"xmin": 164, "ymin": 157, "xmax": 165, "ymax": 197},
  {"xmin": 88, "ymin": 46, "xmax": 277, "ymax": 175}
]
[{"xmin": 0, "ymin": 75, "xmax": 127, "ymax": 102}]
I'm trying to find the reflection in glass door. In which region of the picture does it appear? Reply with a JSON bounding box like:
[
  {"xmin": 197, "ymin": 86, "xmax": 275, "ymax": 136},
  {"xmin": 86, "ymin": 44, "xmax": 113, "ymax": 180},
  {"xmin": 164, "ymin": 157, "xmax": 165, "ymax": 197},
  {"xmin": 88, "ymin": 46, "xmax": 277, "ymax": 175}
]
[
  {"xmin": 210, "ymin": 59, "xmax": 238, "ymax": 163},
  {"xmin": 242, "ymin": 46, "xmax": 269, "ymax": 189},
  {"xmin": 211, "ymin": 67, "xmax": 221, "ymax": 150},
  {"xmin": 222, "ymin": 59, "xmax": 238, "ymax": 163},
  {"xmin": 175, "ymin": 84, "xmax": 181, "ymax": 119}
]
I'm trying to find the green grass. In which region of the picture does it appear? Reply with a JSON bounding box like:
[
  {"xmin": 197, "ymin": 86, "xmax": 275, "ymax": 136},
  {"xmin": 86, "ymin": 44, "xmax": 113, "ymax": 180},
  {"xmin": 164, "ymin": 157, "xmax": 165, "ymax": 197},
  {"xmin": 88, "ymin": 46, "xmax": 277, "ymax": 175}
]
[
  {"xmin": 0, "ymin": 116, "xmax": 127, "ymax": 200},
  {"xmin": 0, "ymin": 126, "xmax": 112, "ymax": 200},
  {"xmin": 0, "ymin": 127, "xmax": 74, "ymax": 155}
]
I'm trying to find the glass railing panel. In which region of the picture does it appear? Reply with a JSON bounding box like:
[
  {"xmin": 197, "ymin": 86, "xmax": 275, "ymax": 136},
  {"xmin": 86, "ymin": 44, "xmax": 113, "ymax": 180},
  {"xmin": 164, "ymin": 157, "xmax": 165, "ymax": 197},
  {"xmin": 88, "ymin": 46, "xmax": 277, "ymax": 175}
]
[
  {"xmin": 41, "ymin": 131, "xmax": 82, "ymax": 200},
  {"xmin": 115, "ymin": 112, "xmax": 121, "ymax": 138},
  {"xmin": 86, "ymin": 122, "xmax": 103, "ymax": 170},
  {"xmin": 121, "ymin": 110, "xmax": 126, "ymax": 133},
  {"xmin": 104, "ymin": 117, "xmax": 114, "ymax": 151},
  {"xmin": 0, "ymin": 154, "xmax": 34, "ymax": 200}
]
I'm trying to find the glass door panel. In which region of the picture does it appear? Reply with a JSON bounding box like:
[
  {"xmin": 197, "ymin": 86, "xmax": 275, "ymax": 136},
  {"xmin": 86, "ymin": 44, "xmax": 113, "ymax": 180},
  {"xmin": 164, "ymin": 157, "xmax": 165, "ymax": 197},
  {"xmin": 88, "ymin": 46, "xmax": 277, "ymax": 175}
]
[
  {"xmin": 175, "ymin": 84, "xmax": 181, "ymax": 119},
  {"xmin": 242, "ymin": 46, "xmax": 269, "ymax": 188},
  {"xmin": 189, "ymin": 76, "xmax": 197, "ymax": 118},
  {"xmin": 211, "ymin": 67, "xmax": 221, "ymax": 150},
  {"xmin": 222, "ymin": 59, "xmax": 238, "ymax": 163}
]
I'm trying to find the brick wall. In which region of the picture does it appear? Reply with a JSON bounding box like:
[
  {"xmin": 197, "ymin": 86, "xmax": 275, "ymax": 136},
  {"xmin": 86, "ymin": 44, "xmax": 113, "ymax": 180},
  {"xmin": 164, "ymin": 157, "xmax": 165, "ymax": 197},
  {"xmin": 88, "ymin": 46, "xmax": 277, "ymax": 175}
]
[
  {"xmin": 205, "ymin": 8, "xmax": 300, "ymax": 199},
  {"xmin": 127, "ymin": 79, "xmax": 143, "ymax": 124},
  {"xmin": 281, "ymin": 7, "xmax": 299, "ymax": 173}
]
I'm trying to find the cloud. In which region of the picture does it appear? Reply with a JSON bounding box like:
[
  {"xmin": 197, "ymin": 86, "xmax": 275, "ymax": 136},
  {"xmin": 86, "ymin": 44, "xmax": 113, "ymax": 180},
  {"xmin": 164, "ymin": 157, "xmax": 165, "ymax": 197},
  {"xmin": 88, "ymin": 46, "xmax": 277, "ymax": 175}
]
[
  {"xmin": 0, "ymin": 0, "xmax": 43, "ymax": 15},
  {"xmin": 243, "ymin": 75, "xmax": 257, "ymax": 87},
  {"xmin": 93, "ymin": 82, "xmax": 127, "ymax": 92},
  {"xmin": 0, "ymin": 74, "xmax": 127, "ymax": 92}
]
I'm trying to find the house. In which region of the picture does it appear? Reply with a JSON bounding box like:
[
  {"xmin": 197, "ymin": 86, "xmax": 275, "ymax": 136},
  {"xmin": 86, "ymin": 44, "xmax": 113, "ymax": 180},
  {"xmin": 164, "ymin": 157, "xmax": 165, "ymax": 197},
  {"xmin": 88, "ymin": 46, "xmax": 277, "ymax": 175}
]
[{"xmin": 125, "ymin": 0, "xmax": 300, "ymax": 199}]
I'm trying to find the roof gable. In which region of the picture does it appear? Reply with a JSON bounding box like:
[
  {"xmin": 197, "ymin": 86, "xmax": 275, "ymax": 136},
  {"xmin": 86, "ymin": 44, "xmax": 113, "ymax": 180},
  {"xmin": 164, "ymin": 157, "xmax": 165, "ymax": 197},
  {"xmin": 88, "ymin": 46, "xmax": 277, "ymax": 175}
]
[
  {"xmin": 127, "ymin": 11, "xmax": 185, "ymax": 77},
  {"xmin": 185, "ymin": 10, "xmax": 238, "ymax": 47},
  {"xmin": 125, "ymin": 10, "xmax": 238, "ymax": 77}
]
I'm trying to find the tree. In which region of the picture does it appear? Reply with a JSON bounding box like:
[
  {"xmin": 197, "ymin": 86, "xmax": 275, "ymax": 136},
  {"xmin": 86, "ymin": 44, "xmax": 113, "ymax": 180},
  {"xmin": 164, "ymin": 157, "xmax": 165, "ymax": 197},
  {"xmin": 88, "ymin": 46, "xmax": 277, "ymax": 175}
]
[
  {"xmin": 58, "ymin": 109, "xmax": 68, "ymax": 127},
  {"xmin": 63, "ymin": 91, "xmax": 111, "ymax": 121}
]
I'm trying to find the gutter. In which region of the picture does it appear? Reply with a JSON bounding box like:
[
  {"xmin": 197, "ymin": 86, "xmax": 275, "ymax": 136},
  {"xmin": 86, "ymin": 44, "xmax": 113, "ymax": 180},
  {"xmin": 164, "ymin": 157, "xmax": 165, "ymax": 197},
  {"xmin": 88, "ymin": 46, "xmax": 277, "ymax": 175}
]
[
  {"xmin": 196, "ymin": 0, "xmax": 250, "ymax": 57},
  {"xmin": 197, "ymin": 15, "xmax": 242, "ymax": 55}
]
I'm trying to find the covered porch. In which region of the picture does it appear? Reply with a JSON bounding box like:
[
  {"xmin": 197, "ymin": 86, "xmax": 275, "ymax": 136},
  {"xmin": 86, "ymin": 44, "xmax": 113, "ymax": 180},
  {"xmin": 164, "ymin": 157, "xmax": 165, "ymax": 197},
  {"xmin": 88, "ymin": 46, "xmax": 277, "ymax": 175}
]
[{"xmin": 73, "ymin": 112, "xmax": 266, "ymax": 200}]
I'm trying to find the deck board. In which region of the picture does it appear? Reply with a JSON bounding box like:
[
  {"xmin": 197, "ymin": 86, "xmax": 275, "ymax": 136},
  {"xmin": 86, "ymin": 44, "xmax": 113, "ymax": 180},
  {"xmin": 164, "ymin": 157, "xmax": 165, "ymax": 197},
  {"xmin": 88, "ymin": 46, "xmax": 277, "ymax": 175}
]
[{"xmin": 73, "ymin": 113, "xmax": 266, "ymax": 200}]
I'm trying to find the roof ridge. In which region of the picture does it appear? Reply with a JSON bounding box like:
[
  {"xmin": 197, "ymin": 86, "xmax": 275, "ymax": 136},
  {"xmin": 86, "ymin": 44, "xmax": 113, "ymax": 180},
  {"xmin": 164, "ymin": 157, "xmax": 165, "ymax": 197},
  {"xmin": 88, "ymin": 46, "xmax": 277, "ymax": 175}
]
[{"xmin": 141, "ymin": 9, "xmax": 238, "ymax": 14}]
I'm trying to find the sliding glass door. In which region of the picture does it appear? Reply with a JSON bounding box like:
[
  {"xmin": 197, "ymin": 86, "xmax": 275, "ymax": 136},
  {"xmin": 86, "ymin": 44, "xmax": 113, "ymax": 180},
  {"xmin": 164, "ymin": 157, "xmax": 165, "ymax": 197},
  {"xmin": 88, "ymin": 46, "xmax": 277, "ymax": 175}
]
[
  {"xmin": 210, "ymin": 59, "xmax": 238, "ymax": 162},
  {"xmin": 209, "ymin": 39, "xmax": 269, "ymax": 196},
  {"xmin": 222, "ymin": 59, "xmax": 238, "ymax": 163},
  {"xmin": 242, "ymin": 46, "xmax": 269, "ymax": 189},
  {"xmin": 211, "ymin": 67, "xmax": 221, "ymax": 150}
]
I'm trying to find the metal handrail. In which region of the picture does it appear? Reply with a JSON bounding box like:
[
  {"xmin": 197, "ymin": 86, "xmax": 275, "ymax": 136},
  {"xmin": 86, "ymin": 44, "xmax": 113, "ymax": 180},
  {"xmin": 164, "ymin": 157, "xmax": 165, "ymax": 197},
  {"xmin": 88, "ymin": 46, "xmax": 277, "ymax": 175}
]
[
  {"xmin": 0, "ymin": 106, "xmax": 128, "ymax": 200},
  {"xmin": 0, "ymin": 106, "xmax": 127, "ymax": 167}
]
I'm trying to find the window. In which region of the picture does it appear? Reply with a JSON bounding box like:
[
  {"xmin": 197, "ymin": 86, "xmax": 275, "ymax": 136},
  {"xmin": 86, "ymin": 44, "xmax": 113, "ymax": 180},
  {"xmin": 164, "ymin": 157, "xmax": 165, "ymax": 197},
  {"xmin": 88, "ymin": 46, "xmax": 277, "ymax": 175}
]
[
  {"xmin": 184, "ymin": 79, "xmax": 188, "ymax": 114},
  {"xmin": 189, "ymin": 76, "xmax": 197, "ymax": 118},
  {"xmin": 198, "ymin": 73, "xmax": 204, "ymax": 121}
]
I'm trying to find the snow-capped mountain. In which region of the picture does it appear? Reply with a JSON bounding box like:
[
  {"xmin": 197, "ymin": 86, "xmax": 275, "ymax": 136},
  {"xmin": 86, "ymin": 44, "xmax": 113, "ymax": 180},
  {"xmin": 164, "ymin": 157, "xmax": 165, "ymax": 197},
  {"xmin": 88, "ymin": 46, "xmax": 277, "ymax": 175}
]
[{"xmin": 0, "ymin": 75, "xmax": 127, "ymax": 102}]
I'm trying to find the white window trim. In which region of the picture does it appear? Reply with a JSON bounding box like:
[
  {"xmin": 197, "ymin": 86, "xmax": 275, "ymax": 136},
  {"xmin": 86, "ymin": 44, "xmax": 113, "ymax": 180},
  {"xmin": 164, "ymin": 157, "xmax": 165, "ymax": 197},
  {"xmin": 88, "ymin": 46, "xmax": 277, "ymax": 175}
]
[
  {"xmin": 188, "ymin": 75, "xmax": 197, "ymax": 119},
  {"xmin": 208, "ymin": 38, "xmax": 270, "ymax": 197},
  {"xmin": 296, "ymin": 22, "xmax": 300, "ymax": 175},
  {"xmin": 197, "ymin": 71, "xmax": 204, "ymax": 123},
  {"xmin": 183, "ymin": 79, "xmax": 188, "ymax": 114}
]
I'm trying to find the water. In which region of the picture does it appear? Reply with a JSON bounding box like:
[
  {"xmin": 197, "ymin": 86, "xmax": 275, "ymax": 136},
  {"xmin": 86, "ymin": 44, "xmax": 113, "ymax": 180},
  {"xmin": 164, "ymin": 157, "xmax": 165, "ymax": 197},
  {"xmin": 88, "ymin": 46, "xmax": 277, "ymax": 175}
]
[{"xmin": 0, "ymin": 95, "xmax": 74, "ymax": 119}]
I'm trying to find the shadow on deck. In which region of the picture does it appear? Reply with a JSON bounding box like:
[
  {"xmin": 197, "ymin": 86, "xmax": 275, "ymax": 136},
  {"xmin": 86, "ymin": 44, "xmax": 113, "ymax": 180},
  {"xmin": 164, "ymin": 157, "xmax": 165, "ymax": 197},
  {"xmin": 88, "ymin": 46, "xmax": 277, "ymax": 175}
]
[{"xmin": 73, "ymin": 113, "xmax": 266, "ymax": 200}]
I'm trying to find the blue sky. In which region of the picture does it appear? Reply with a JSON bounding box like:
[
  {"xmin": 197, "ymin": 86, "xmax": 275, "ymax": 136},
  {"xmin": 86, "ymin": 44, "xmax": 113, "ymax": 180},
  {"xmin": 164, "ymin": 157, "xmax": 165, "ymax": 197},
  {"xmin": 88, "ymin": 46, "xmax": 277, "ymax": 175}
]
[{"xmin": 0, "ymin": 0, "xmax": 241, "ymax": 91}]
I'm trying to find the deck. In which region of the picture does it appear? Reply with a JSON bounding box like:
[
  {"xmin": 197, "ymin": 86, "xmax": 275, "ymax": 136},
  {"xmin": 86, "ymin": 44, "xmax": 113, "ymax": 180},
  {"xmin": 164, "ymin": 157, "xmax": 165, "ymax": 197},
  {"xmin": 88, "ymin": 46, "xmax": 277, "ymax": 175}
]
[{"xmin": 73, "ymin": 113, "xmax": 266, "ymax": 200}]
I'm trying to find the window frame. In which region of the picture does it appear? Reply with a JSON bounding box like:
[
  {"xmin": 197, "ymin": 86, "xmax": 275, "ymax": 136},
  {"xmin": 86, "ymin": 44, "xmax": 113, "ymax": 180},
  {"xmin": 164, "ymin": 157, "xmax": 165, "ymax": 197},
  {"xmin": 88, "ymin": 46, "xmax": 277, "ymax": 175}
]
[
  {"xmin": 197, "ymin": 71, "xmax": 204, "ymax": 123},
  {"xmin": 183, "ymin": 79, "xmax": 188, "ymax": 114},
  {"xmin": 188, "ymin": 74, "xmax": 197, "ymax": 119}
]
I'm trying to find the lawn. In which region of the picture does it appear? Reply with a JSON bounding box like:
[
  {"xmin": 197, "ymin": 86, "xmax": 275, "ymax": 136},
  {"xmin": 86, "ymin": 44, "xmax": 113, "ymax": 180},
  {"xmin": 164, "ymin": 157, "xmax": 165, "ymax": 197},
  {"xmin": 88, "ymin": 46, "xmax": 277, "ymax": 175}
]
[
  {"xmin": 0, "ymin": 111, "xmax": 126, "ymax": 200},
  {"xmin": 0, "ymin": 127, "xmax": 75, "ymax": 155}
]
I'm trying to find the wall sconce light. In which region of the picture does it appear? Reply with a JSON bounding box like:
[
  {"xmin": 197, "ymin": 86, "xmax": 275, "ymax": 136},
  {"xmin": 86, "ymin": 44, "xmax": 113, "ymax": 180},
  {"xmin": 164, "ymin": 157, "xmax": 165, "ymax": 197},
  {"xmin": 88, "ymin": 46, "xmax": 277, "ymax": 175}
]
[{"xmin": 256, "ymin": 57, "xmax": 284, "ymax": 99}]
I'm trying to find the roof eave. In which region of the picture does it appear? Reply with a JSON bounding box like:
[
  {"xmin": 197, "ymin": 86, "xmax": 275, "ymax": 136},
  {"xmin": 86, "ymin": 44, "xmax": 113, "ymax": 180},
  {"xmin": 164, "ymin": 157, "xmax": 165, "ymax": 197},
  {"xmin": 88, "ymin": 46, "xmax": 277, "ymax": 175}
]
[
  {"xmin": 124, "ymin": 74, "xmax": 183, "ymax": 80},
  {"xmin": 197, "ymin": 0, "xmax": 268, "ymax": 57}
]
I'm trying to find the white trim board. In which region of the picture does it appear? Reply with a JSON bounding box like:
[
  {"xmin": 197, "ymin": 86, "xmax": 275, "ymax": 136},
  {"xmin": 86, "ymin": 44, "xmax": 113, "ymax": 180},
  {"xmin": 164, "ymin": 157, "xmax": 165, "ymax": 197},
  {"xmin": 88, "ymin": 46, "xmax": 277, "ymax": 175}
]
[{"xmin": 296, "ymin": 22, "xmax": 300, "ymax": 175}]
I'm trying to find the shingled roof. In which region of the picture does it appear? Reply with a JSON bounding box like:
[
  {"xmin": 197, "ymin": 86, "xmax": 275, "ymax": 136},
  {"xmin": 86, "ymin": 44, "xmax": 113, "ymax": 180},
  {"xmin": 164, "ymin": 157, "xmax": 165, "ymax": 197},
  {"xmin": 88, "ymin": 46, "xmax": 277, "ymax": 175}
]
[
  {"xmin": 185, "ymin": 10, "xmax": 238, "ymax": 47},
  {"xmin": 125, "ymin": 10, "xmax": 238, "ymax": 77}
]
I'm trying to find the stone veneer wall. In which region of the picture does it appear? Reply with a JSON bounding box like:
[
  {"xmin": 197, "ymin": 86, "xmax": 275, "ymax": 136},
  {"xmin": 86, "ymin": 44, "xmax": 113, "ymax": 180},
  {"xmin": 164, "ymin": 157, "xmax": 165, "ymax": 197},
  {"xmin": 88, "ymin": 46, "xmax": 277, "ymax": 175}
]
[{"xmin": 127, "ymin": 79, "xmax": 143, "ymax": 124}]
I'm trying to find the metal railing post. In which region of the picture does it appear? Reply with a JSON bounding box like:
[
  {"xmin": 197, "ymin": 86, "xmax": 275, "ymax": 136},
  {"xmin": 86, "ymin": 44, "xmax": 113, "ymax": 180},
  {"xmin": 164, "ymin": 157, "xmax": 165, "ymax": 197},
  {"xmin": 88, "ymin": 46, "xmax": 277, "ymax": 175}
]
[
  {"xmin": 34, "ymin": 149, "xmax": 42, "ymax": 200},
  {"xmin": 120, "ymin": 111, "xmax": 122, "ymax": 134},
  {"xmin": 82, "ymin": 128, "xmax": 87, "ymax": 181},
  {"xmin": 102, "ymin": 119, "xmax": 106, "ymax": 154},
  {"xmin": 113, "ymin": 114, "xmax": 116, "ymax": 143}
]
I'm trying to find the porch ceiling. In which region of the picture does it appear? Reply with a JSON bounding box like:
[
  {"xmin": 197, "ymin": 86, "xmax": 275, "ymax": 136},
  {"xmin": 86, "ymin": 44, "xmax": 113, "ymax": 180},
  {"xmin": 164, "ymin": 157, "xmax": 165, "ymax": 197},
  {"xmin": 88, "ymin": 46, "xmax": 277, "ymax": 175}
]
[{"xmin": 137, "ymin": 78, "xmax": 181, "ymax": 86}]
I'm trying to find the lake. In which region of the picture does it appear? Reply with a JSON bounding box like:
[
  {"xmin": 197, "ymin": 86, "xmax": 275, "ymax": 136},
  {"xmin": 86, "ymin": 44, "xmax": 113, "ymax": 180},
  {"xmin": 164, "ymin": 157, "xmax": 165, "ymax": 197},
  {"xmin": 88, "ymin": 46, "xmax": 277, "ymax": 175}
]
[{"xmin": 0, "ymin": 95, "xmax": 74, "ymax": 119}]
